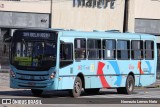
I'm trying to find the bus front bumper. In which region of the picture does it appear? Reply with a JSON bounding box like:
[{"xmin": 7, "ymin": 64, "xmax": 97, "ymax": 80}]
[{"xmin": 10, "ymin": 78, "xmax": 56, "ymax": 90}]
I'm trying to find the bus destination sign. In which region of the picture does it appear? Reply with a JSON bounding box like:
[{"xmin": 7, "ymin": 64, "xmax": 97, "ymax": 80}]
[
  {"xmin": 23, "ymin": 32, "xmax": 51, "ymax": 39},
  {"xmin": 13, "ymin": 30, "xmax": 58, "ymax": 42}
]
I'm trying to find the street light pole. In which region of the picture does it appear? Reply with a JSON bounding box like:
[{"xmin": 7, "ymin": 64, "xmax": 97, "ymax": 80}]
[
  {"xmin": 50, "ymin": 0, "xmax": 53, "ymax": 28},
  {"xmin": 123, "ymin": 0, "xmax": 129, "ymax": 32}
]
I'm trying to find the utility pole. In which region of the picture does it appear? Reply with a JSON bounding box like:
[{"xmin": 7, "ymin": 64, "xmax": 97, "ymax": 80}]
[
  {"xmin": 123, "ymin": 0, "xmax": 129, "ymax": 32},
  {"xmin": 50, "ymin": 0, "xmax": 53, "ymax": 28}
]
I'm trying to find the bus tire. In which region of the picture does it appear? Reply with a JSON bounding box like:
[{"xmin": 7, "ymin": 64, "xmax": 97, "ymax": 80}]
[
  {"xmin": 85, "ymin": 88, "xmax": 100, "ymax": 94},
  {"xmin": 117, "ymin": 75, "xmax": 135, "ymax": 94},
  {"xmin": 31, "ymin": 89, "xmax": 43, "ymax": 96},
  {"xmin": 70, "ymin": 76, "xmax": 82, "ymax": 97}
]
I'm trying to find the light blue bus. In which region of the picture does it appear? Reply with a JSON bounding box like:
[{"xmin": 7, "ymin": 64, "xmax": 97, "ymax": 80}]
[{"xmin": 10, "ymin": 29, "xmax": 157, "ymax": 97}]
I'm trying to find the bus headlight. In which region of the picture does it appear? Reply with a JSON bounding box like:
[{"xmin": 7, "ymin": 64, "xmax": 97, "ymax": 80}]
[
  {"xmin": 10, "ymin": 69, "xmax": 16, "ymax": 78},
  {"xmin": 50, "ymin": 72, "xmax": 56, "ymax": 79}
]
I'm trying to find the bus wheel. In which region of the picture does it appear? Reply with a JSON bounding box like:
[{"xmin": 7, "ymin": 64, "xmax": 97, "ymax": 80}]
[
  {"xmin": 117, "ymin": 75, "xmax": 135, "ymax": 94},
  {"xmin": 70, "ymin": 76, "xmax": 82, "ymax": 97},
  {"xmin": 85, "ymin": 88, "xmax": 100, "ymax": 94},
  {"xmin": 31, "ymin": 89, "xmax": 43, "ymax": 96}
]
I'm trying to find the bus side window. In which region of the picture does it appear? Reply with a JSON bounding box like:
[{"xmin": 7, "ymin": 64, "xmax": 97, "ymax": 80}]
[
  {"xmin": 74, "ymin": 38, "xmax": 86, "ymax": 60},
  {"xmin": 87, "ymin": 39, "xmax": 101, "ymax": 59},
  {"xmin": 117, "ymin": 40, "xmax": 130, "ymax": 60},
  {"xmin": 60, "ymin": 44, "xmax": 66, "ymax": 60},
  {"xmin": 131, "ymin": 40, "xmax": 143, "ymax": 60},
  {"xmin": 103, "ymin": 39, "xmax": 116, "ymax": 59},
  {"xmin": 145, "ymin": 41, "xmax": 154, "ymax": 60},
  {"xmin": 60, "ymin": 43, "xmax": 73, "ymax": 68}
]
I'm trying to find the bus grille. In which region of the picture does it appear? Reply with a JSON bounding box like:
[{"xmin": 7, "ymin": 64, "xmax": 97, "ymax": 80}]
[
  {"xmin": 16, "ymin": 72, "xmax": 49, "ymax": 81},
  {"xmin": 18, "ymin": 85, "xmax": 46, "ymax": 88}
]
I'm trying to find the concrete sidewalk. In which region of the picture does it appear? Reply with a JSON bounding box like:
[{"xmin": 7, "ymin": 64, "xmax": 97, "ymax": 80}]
[
  {"xmin": 150, "ymin": 79, "xmax": 160, "ymax": 88},
  {"xmin": 0, "ymin": 68, "xmax": 9, "ymax": 73},
  {"xmin": 156, "ymin": 80, "xmax": 160, "ymax": 87}
]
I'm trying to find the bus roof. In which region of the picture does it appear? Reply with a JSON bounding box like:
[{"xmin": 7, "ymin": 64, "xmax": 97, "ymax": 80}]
[
  {"xmin": 14, "ymin": 28, "xmax": 156, "ymax": 40},
  {"xmin": 56, "ymin": 30, "xmax": 155, "ymax": 40}
]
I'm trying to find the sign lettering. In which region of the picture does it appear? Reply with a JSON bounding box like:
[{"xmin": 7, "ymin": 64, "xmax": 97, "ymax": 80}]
[
  {"xmin": 73, "ymin": 0, "xmax": 115, "ymax": 9},
  {"xmin": 23, "ymin": 32, "xmax": 50, "ymax": 38}
]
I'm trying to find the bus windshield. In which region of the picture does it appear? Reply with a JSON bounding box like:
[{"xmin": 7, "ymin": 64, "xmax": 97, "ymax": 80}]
[
  {"xmin": 11, "ymin": 40, "xmax": 57, "ymax": 71},
  {"xmin": 10, "ymin": 30, "xmax": 58, "ymax": 71}
]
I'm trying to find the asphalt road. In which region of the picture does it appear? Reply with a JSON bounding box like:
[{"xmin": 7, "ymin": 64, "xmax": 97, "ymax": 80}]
[{"xmin": 0, "ymin": 73, "xmax": 160, "ymax": 107}]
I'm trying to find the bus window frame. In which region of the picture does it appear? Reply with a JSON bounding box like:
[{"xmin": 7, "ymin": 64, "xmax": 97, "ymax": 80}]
[
  {"xmin": 60, "ymin": 42, "xmax": 73, "ymax": 68},
  {"xmin": 117, "ymin": 40, "xmax": 130, "ymax": 60},
  {"xmin": 87, "ymin": 39, "xmax": 102, "ymax": 60},
  {"xmin": 145, "ymin": 40, "xmax": 154, "ymax": 60},
  {"xmin": 74, "ymin": 38, "xmax": 87, "ymax": 60},
  {"xmin": 102, "ymin": 39, "xmax": 116, "ymax": 60},
  {"xmin": 131, "ymin": 40, "xmax": 144, "ymax": 60}
]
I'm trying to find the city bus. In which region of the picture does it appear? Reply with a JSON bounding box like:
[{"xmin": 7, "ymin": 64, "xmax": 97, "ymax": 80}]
[{"xmin": 9, "ymin": 29, "xmax": 157, "ymax": 97}]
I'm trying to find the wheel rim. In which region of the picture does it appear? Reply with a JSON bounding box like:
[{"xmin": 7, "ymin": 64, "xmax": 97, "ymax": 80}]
[
  {"xmin": 74, "ymin": 81, "xmax": 81, "ymax": 94},
  {"xmin": 128, "ymin": 79, "xmax": 133, "ymax": 91}
]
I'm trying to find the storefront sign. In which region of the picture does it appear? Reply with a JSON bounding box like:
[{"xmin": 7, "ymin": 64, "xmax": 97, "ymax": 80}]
[{"xmin": 73, "ymin": 0, "xmax": 115, "ymax": 9}]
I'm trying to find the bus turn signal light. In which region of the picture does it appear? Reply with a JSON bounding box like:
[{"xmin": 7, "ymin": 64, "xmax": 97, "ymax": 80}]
[
  {"xmin": 10, "ymin": 69, "xmax": 16, "ymax": 78},
  {"xmin": 50, "ymin": 72, "xmax": 56, "ymax": 79}
]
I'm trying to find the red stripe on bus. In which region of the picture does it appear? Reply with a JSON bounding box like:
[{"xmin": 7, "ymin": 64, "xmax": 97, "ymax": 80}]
[
  {"xmin": 138, "ymin": 61, "xmax": 144, "ymax": 74},
  {"xmin": 97, "ymin": 62, "xmax": 110, "ymax": 88}
]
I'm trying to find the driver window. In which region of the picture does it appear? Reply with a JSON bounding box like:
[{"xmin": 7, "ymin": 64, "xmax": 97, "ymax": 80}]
[
  {"xmin": 60, "ymin": 43, "xmax": 73, "ymax": 60},
  {"xmin": 60, "ymin": 43, "xmax": 73, "ymax": 68}
]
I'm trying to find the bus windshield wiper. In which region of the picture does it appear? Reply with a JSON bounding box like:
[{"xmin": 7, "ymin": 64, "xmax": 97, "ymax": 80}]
[{"xmin": 22, "ymin": 39, "xmax": 28, "ymax": 49}]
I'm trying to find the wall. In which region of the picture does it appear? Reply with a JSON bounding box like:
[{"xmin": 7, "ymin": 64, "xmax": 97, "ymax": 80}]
[
  {"xmin": 51, "ymin": 0, "xmax": 125, "ymax": 31},
  {"xmin": 127, "ymin": 0, "xmax": 135, "ymax": 32},
  {"xmin": 0, "ymin": 0, "xmax": 51, "ymax": 13},
  {"xmin": 135, "ymin": 19, "xmax": 160, "ymax": 35},
  {"xmin": 0, "ymin": 0, "xmax": 126, "ymax": 31},
  {"xmin": 0, "ymin": 12, "xmax": 50, "ymax": 28},
  {"xmin": 135, "ymin": 0, "xmax": 160, "ymax": 19},
  {"xmin": 134, "ymin": 0, "xmax": 160, "ymax": 38}
]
